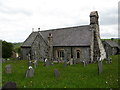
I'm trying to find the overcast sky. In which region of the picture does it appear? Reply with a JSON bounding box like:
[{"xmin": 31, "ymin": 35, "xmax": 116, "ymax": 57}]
[{"xmin": 0, "ymin": 0, "xmax": 119, "ymax": 43}]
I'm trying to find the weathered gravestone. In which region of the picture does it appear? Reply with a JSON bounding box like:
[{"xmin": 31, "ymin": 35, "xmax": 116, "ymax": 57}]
[
  {"xmin": 83, "ymin": 61, "xmax": 86, "ymax": 67},
  {"xmin": 5, "ymin": 64, "xmax": 12, "ymax": 74},
  {"xmin": 64, "ymin": 60, "xmax": 67, "ymax": 67},
  {"xmin": 2, "ymin": 58, "xmax": 5, "ymax": 63},
  {"xmin": 28, "ymin": 61, "xmax": 32, "ymax": 66},
  {"xmin": 33, "ymin": 60, "xmax": 37, "ymax": 68},
  {"xmin": 45, "ymin": 60, "xmax": 51, "ymax": 67},
  {"xmin": 70, "ymin": 58, "xmax": 73, "ymax": 65},
  {"xmin": 2, "ymin": 82, "xmax": 17, "ymax": 89},
  {"xmin": 98, "ymin": 61, "xmax": 102, "ymax": 74},
  {"xmin": 25, "ymin": 66, "xmax": 34, "ymax": 78},
  {"xmin": 54, "ymin": 69, "xmax": 60, "ymax": 78}
]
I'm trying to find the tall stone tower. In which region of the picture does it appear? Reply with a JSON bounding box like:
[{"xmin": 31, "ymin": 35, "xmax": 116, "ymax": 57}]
[
  {"xmin": 90, "ymin": 11, "xmax": 106, "ymax": 62},
  {"xmin": 48, "ymin": 33, "xmax": 53, "ymax": 61}
]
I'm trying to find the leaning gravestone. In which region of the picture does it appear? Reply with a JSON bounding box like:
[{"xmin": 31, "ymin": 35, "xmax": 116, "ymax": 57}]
[
  {"xmin": 54, "ymin": 69, "xmax": 60, "ymax": 78},
  {"xmin": 25, "ymin": 66, "xmax": 34, "ymax": 78},
  {"xmin": 98, "ymin": 61, "xmax": 102, "ymax": 74},
  {"xmin": 2, "ymin": 82, "xmax": 17, "ymax": 89},
  {"xmin": 5, "ymin": 64, "xmax": 12, "ymax": 74}
]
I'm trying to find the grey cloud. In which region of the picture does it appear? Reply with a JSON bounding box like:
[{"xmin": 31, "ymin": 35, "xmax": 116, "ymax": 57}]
[
  {"xmin": 100, "ymin": 8, "xmax": 118, "ymax": 25},
  {"xmin": 101, "ymin": 33, "xmax": 118, "ymax": 38}
]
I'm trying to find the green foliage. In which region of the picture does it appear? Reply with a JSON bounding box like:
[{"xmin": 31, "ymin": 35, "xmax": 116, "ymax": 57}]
[
  {"xmin": 2, "ymin": 55, "xmax": 119, "ymax": 88},
  {"xmin": 2, "ymin": 41, "xmax": 14, "ymax": 58},
  {"xmin": 13, "ymin": 42, "xmax": 22, "ymax": 54}
]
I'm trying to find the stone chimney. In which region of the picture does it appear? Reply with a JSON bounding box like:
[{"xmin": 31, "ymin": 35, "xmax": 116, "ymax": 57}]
[
  {"xmin": 90, "ymin": 11, "xmax": 100, "ymax": 36},
  {"xmin": 48, "ymin": 33, "xmax": 53, "ymax": 61},
  {"xmin": 32, "ymin": 28, "xmax": 34, "ymax": 32},
  {"xmin": 90, "ymin": 11, "xmax": 99, "ymax": 25}
]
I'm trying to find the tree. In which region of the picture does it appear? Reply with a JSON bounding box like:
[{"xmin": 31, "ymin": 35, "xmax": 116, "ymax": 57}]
[{"xmin": 2, "ymin": 41, "xmax": 13, "ymax": 58}]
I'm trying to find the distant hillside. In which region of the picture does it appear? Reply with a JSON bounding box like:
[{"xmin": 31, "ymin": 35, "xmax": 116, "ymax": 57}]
[
  {"xmin": 13, "ymin": 42, "xmax": 22, "ymax": 48},
  {"xmin": 13, "ymin": 42, "xmax": 23, "ymax": 53}
]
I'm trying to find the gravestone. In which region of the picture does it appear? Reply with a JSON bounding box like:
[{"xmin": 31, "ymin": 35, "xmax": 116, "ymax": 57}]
[
  {"xmin": 54, "ymin": 69, "xmax": 60, "ymax": 78},
  {"xmin": 2, "ymin": 58, "xmax": 5, "ymax": 63},
  {"xmin": 70, "ymin": 58, "xmax": 73, "ymax": 65},
  {"xmin": 45, "ymin": 60, "xmax": 51, "ymax": 67},
  {"xmin": 28, "ymin": 61, "xmax": 32, "ymax": 66},
  {"xmin": 33, "ymin": 60, "xmax": 37, "ymax": 68},
  {"xmin": 25, "ymin": 66, "xmax": 34, "ymax": 78},
  {"xmin": 5, "ymin": 64, "xmax": 12, "ymax": 74},
  {"xmin": 63, "ymin": 59, "xmax": 67, "ymax": 67},
  {"xmin": 83, "ymin": 61, "xmax": 86, "ymax": 67},
  {"xmin": 98, "ymin": 61, "xmax": 102, "ymax": 74},
  {"xmin": 2, "ymin": 82, "xmax": 17, "ymax": 89}
]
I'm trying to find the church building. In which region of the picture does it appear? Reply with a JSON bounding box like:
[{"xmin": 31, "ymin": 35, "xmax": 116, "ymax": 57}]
[{"xmin": 21, "ymin": 11, "xmax": 106, "ymax": 63}]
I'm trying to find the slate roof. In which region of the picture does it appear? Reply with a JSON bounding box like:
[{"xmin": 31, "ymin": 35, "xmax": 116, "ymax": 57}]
[
  {"xmin": 41, "ymin": 25, "xmax": 92, "ymax": 46},
  {"xmin": 21, "ymin": 25, "xmax": 92, "ymax": 47},
  {"xmin": 104, "ymin": 40, "xmax": 120, "ymax": 48},
  {"xmin": 21, "ymin": 32, "xmax": 38, "ymax": 47}
]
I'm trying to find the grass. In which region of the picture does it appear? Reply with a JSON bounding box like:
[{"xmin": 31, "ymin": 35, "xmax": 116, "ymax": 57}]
[{"xmin": 2, "ymin": 55, "xmax": 119, "ymax": 88}]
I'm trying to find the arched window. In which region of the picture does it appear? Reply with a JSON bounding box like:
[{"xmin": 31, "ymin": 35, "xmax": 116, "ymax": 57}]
[{"xmin": 76, "ymin": 50, "xmax": 80, "ymax": 58}]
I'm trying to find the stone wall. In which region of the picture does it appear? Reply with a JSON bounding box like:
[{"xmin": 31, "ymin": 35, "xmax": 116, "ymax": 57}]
[
  {"xmin": 53, "ymin": 46, "xmax": 90, "ymax": 63},
  {"xmin": 21, "ymin": 47, "xmax": 31, "ymax": 60},
  {"xmin": 31, "ymin": 33, "xmax": 48, "ymax": 61}
]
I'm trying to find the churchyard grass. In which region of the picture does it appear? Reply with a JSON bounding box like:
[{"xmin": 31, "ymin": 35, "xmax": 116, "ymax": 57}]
[{"xmin": 2, "ymin": 55, "xmax": 119, "ymax": 88}]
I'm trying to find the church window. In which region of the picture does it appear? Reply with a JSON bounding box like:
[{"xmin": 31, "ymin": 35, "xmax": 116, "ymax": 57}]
[
  {"xmin": 76, "ymin": 50, "xmax": 80, "ymax": 58},
  {"xmin": 58, "ymin": 50, "xmax": 64, "ymax": 58}
]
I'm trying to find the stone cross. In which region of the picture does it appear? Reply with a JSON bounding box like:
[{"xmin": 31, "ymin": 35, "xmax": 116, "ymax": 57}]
[
  {"xmin": 25, "ymin": 66, "xmax": 34, "ymax": 78},
  {"xmin": 5, "ymin": 64, "xmax": 12, "ymax": 74}
]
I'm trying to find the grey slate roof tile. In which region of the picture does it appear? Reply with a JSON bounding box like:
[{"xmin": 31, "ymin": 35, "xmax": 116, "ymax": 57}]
[
  {"xmin": 21, "ymin": 32, "xmax": 38, "ymax": 47},
  {"xmin": 104, "ymin": 40, "xmax": 120, "ymax": 48},
  {"xmin": 41, "ymin": 25, "xmax": 92, "ymax": 46},
  {"xmin": 22, "ymin": 25, "xmax": 92, "ymax": 47}
]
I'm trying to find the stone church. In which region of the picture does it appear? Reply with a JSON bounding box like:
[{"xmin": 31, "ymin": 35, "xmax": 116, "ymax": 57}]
[{"xmin": 21, "ymin": 11, "xmax": 106, "ymax": 63}]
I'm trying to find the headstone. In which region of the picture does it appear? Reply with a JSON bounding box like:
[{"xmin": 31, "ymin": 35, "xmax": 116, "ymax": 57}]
[
  {"xmin": 64, "ymin": 59, "xmax": 67, "ymax": 67},
  {"xmin": 54, "ymin": 69, "xmax": 60, "ymax": 78},
  {"xmin": 26, "ymin": 66, "xmax": 34, "ymax": 78},
  {"xmin": 33, "ymin": 60, "xmax": 37, "ymax": 68},
  {"xmin": 2, "ymin": 82, "xmax": 17, "ymax": 89},
  {"xmin": 83, "ymin": 61, "xmax": 86, "ymax": 67},
  {"xmin": 45, "ymin": 60, "xmax": 51, "ymax": 67},
  {"xmin": 2, "ymin": 58, "xmax": 5, "ymax": 63},
  {"xmin": 5, "ymin": 64, "xmax": 12, "ymax": 74},
  {"xmin": 98, "ymin": 61, "xmax": 102, "ymax": 74},
  {"xmin": 70, "ymin": 58, "xmax": 73, "ymax": 65},
  {"xmin": 28, "ymin": 61, "xmax": 32, "ymax": 66}
]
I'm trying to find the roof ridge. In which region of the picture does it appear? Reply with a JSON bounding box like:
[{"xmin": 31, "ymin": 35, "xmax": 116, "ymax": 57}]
[
  {"xmin": 21, "ymin": 32, "xmax": 38, "ymax": 47},
  {"xmin": 40, "ymin": 25, "xmax": 89, "ymax": 32}
]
